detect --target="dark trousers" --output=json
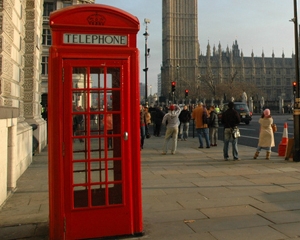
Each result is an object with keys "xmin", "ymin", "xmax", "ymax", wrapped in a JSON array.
[{"xmin": 154, "ymin": 123, "xmax": 162, "ymax": 136}]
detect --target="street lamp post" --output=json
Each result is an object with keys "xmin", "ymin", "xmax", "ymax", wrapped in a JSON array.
[
  {"xmin": 292, "ymin": 0, "xmax": 300, "ymax": 161},
  {"xmin": 143, "ymin": 18, "xmax": 150, "ymax": 104}
]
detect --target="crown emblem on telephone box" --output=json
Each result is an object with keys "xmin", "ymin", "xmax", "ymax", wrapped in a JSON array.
[{"xmin": 87, "ymin": 13, "xmax": 106, "ymax": 25}]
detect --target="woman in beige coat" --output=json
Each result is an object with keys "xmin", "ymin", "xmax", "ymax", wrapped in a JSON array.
[{"xmin": 254, "ymin": 109, "xmax": 275, "ymax": 160}]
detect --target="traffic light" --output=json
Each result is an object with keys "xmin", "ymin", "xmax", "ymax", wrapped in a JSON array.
[
  {"xmin": 185, "ymin": 89, "xmax": 189, "ymax": 97},
  {"xmin": 293, "ymin": 81, "xmax": 297, "ymax": 95},
  {"xmin": 171, "ymin": 81, "xmax": 176, "ymax": 92}
]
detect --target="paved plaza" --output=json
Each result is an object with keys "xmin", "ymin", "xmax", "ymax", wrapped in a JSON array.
[{"xmin": 1, "ymin": 136, "xmax": 300, "ymax": 239}]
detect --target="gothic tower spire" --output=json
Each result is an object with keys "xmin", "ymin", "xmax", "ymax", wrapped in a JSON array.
[{"xmin": 161, "ymin": 0, "xmax": 199, "ymax": 100}]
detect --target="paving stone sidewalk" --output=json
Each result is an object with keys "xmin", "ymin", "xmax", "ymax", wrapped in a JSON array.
[{"xmin": 1, "ymin": 137, "xmax": 300, "ymax": 239}]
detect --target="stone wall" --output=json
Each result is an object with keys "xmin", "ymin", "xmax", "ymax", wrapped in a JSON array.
[{"xmin": 0, "ymin": 0, "xmax": 46, "ymax": 206}]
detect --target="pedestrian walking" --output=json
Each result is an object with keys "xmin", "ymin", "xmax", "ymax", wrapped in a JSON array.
[
  {"xmin": 140, "ymin": 105, "xmax": 147, "ymax": 150},
  {"xmin": 253, "ymin": 109, "xmax": 275, "ymax": 160},
  {"xmin": 221, "ymin": 102, "xmax": 241, "ymax": 161},
  {"xmin": 179, "ymin": 105, "xmax": 191, "ymax": 140},
  {"xmin": 153, "ymin": 106, "xmax": 165, "ymax": 137},
  {"xmin": 161, "ymin": 104, "xmax": 181, "ymax": 155},
  {"xmin": 192, "ymin": 102, "xmax": 210, "ymax": 148},
  {"xmin": 208, "ymin": 105, "xmax": 219, "ymax": 146},
  {"xmin": 144, "ymin": 106, "xmax": 151, "ymax": 138}
]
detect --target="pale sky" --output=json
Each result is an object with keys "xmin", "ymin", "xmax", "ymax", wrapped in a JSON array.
[{"xmin": 95, "ymin": 0, "xmax": 296, "ymax": 94}]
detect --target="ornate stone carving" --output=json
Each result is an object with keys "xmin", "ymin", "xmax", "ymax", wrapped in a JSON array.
[
  {"xmin": 3, "ymin": 0, "xmax": 13, "ymax": 17},
  {"xmin": 4, "ymin": 99, "xmax": 12, "ymax": 107},
  {"xmin": 2, "ymin": 58, "xmax": 13, "ymax": 78},
  {"xmin": 25, "ymin": 30, "xmax": 35, "ymax": 42},
  {"xmin": 4, "ymin": 38, "xmax": 12, "ymax": 54},
  {"xmin": 26, "ymin": 10, "xmax": 35, "ymax": 20},
  {"xmin": 25, "ymin": 43, "xmax": 34, "ymax": 53},
  {"xmin": 4, "ymin": 80, "xmax": 11, "ymax": 94},
  {"xmin": 24, "ymin": 55, "xmax": 34, "ymax": 67},
  {"xmin": 24, "ymin": 103, "xmax": 33, "ymax": 115},
  {"xmin": 24, "ymin": 67, "xmax": 34, "ymax": 78},
  {"xmin": 23, "ymin": 79, "xmax": 33, "ymax": 90},
  {"xmin": 26, "ymin": 0, "xmax": 35, "ymax": 8},
  {"xmin": 25, "ymin": 21, "xmax": 35, "ymax": 29},
  {"xmin": 24, "ymin": 91, "xmax": 33, "ymax": 102},
  {"xmin": 4, "ymin": 18, "xmax": 14, "ymax": 39}
]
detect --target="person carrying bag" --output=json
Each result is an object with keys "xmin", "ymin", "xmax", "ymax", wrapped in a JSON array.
[
  {"xmin": 253, "ymin": 109, "xmax": 275, "ymax": 160},
  {"xmin": 221, "ymin": 102, "xmax": 241, "ymax": 161}
]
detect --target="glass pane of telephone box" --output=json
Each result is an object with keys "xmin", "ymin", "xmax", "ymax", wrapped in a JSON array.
[
  {"xmin": 90, "ymin": 138, "xmax": 105, "ymax": 159},
  {"xmin": 74, "ymin": 186, "xmax": 88, "ymax": 208},
  {"xmin": 108, "ymin": 160, "xmax": 122, "ymax": 181},
  {"xmin": 91, "ymin": 161, "xmax": 106, "ymax": 183},
  {"xmin": 73, "ymin": 162, "xmax": 88, "ymax": 184},
  {"xmin": 91, "ymin": 184, "xmax": 106, "ymax": 206},
  {"xmin": 108, "ymin": 183, "xmax": 122, "ymax": 205},
  {"xmin": 72, "ymin": 67, "xmax": 87, "ymax": 112},
  {"xmin": 73, "ymin": 67, "xmax": 87, "ymax": 89},
  {"xmin": 73, "ymin": 141, "xmax": 87, "ymax": 160},
  {"xmin": 90, "ymin": 90, "xmax": 104, "ymax": 113},
  {"xmin": 72, "ymin": 112, "xmax": 86, "ymax": 138},
  {"xmin": 107, "ymin": 137, "xmax": 122, "ymax": 158},
  {"xmin": 90, "ymin": 67, "xmax": 104, "ymax": 88},
  {"xmin": 107, "ymin": 68, "xmax": 120, "ymax": 88},
  {"xmin": 109, "ymin": 90, "xmax": 121, "ymax": 111},
  {"xmin": 89, "ymin": 113, "xmax": 104, "ymax": 136}
]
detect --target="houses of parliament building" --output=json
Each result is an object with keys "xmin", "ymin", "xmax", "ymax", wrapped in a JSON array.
[{"xmin": 160, "ymin": 0, "xmax": 296, "ymax": 106}]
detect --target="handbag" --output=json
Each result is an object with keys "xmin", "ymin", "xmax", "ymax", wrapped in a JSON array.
[
  {"xmin": 271, "ymin": 123, "xmax": 277, "ymax": 133},
  {"xmin": 232, "ymin": 127, "xmax": 241, "ymax": 139}
]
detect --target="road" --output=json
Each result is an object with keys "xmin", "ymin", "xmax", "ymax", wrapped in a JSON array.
[{"xmin": 150, "ymin": 114, "xmax": 295, "ymax": 153}]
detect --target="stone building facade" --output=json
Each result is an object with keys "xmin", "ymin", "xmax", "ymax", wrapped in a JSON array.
[
  {"xmin": 160, "ymin": 0, "xmax": 200, "ymax": 101},
  {"xmin": 199, "ymin": 40, "xmax": 295, "ymax": 105},
  {"xmin": 41, "ymin": 0, "xmax": 94, "ymax": 106},
  {"xmin": 0, "ymin": 0, "xmax": 47, "ymax": 206}
]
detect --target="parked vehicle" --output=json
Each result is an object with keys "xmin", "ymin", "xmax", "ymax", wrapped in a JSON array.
[{"xmin": 218, "ymin": 102, "xmax": 252, "ymax": 125}]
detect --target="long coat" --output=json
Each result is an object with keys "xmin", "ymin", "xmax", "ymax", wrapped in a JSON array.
[
  {"xmin": 192, "ymin": 105, "xmax": 208, "ymax": 128},
  {"xmin": 258, "ymin": 117, "xmax": 275, "ymax": 147}
]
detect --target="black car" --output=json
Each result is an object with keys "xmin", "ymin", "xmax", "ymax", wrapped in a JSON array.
[{"xmin": 218, "ymin": 102, "xmax": 252, "ymax": 125}]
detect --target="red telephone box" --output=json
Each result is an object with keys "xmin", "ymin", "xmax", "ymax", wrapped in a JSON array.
[{"xmin": 48, "ymin": 4, "xmax": 142, "ymax": 239}]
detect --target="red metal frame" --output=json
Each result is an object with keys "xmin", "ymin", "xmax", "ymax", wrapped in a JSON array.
[{"xmin": 48, "ymin": 4, "xmax": 141, "ymax": 239}]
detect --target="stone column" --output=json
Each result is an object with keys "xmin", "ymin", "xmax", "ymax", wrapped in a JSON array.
[{"xmin": 24, "ymin": 0, "xmax": 47, "ymax": 152}]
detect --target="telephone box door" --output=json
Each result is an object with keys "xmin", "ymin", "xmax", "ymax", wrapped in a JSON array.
[{"xmin": 63, "ymin": 59, "xmax": 132, "ymax": 239}]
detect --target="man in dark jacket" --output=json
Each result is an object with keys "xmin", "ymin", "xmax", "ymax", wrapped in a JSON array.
[
  {"xmin": 140, "ymin": 105, "xmax": 147, "ymax": 149},
  {"xmin": 153, "ymin": 106, "xmax": 165, "ymax": 137},
  {"xmin": 179, "ymin": 105, "xmax": 191, "ymax": 140},
  {"xmin": 221, "ymin": 102, "xmax": 241, "ymax": 161}
]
